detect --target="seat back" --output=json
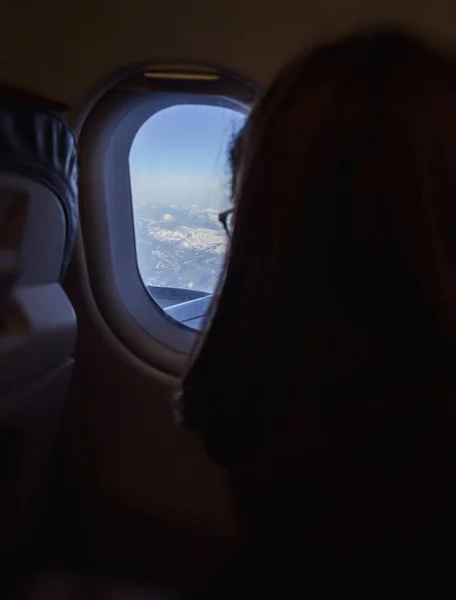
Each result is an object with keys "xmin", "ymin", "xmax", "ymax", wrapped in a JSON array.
[
  {"xmin": 0, "ymin": 85, "xmax": 78, "ymax": 400},
  {"xmin": 0, "ymin": 86, "xmax": 78, "ymax": 569}
]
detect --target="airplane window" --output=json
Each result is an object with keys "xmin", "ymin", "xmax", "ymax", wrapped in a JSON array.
[
  {"xmin": 129, "ymin": 104, "xmax": 245, "ymax": 329},
  {"xmin": 77, "ymin": 64, "xmax": 257, "ymax": 363}
]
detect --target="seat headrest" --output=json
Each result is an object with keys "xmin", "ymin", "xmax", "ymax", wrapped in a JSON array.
[
  {"xmin": 0, "ymin": 84, "xmax": 71, "ymax": 113},
  {"xmin": 0, "ymin": 85, "xmax": 78, "ymax": 278}
]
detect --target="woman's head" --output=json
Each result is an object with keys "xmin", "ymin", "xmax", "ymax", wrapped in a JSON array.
[{"xmin": 178, "ymin": 28, "xmax": 456, "ymax": 464}]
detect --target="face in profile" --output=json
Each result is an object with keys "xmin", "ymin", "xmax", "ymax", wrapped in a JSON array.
[{"xmin": 179, "ymin": 28, "xmax": 456, "ymax": 466}]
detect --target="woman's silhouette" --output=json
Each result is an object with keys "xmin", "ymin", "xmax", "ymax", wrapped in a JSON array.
[{"xmin": 177, "ymin": 28, "xmax": 456, "ymax": 593}]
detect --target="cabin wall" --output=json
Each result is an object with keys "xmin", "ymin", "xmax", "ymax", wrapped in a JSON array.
[
  {"xmin": 1, "ymin": 0, "xmax": 456, "ymax": 587},
  {"xmin": 1, "ymin": 0, "xmax": 455, "ymax": 108}
]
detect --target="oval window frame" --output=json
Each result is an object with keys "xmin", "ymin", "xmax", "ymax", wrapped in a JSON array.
[{"xmin": 73, "ymin": 63, "xmax": 259, "ymax": 375}]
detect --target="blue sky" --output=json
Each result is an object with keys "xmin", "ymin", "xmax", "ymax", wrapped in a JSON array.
[{"xmin": 129, "ymin": 104, "xmax": 245, "ymax": 209}]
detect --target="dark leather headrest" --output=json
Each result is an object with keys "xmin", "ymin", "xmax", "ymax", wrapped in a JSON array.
[
  {"xmin": 0, "ymin": 84, "xmax": 78, "ymax": 278},
  {"xmin": 0, "ymin": 83, "xmax": 71, "ymax": 113}
]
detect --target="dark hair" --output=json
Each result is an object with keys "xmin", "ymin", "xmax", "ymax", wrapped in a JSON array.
[
  {"xmin": 228, "ymin": 127, "xmax": 244, "ymax": 197},
  {"xmin": 177, "ymin": 28, "xmax": 456, "ymax": 466}
]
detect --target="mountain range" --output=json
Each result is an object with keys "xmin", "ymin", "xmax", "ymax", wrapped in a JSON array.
[{"xmin": 133, "ymin": 201, "xmax": 228, "ymax": 294}]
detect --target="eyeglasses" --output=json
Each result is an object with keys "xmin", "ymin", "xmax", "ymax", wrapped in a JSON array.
[{"xmin": 218, "ymin": 208, "xmax": 234, "ymax": 238}]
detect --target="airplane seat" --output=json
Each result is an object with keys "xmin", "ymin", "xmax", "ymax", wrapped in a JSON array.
[
  {"xmin": 0, "ymin": 85, "xmax": 78, "ymax": 573},
  {"xmin": 0, "ymin": 85, "xmax": 183, "ymax": 600}
]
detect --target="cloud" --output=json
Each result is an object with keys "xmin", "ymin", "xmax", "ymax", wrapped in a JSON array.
[{"xmin": 130, "ymin": 171, "xmax": 231, "ymax": 210}]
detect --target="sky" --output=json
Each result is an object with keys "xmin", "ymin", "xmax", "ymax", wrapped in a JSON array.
[{"xmin": 129, "ymin": 104, "xmax": 245, "ymax": 210}]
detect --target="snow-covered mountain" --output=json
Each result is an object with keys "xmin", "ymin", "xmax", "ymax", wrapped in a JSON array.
[{"xmin": 133, "ymin": 202, "xmax": 229, "ymax": 294}]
